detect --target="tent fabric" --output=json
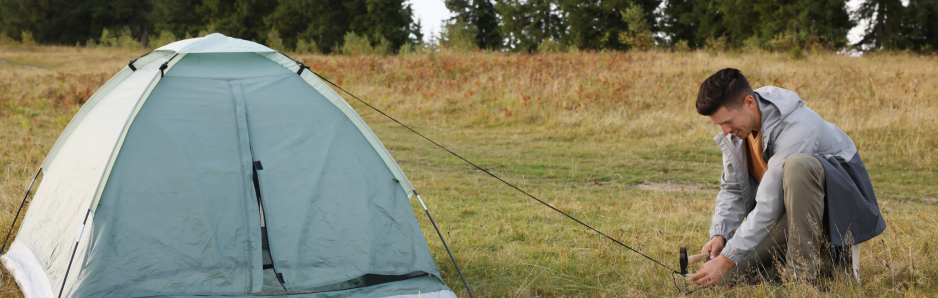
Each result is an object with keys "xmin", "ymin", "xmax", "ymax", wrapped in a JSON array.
[
  {"xmin": 160, "ymin": 276, "xmax": 456, "ymax": 298},
  {"xmin": 3, "ymin": 34, "xmax": 454, "ymax": 298},
  {"xmin": 156, "ymin": 33, "xmax": 277, "ymax": 54},
  {"xmin": 41, "ymin": 51, "xmax": 178, "ymax": 171},
  {"xmin": 1, "ymin": 243, "xmax": 53, "ymax": 298},
  {"xmin": 256, "ymin": 52, "xmax": 415, "ymax": 197}
]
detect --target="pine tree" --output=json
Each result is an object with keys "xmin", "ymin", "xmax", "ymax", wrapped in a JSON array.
[
  {"xmin": 855, "ymin": 0, "xmax": 937, "ymax": 51},
  {"xmin": 496, "ymin": 0, "xmax": 565, "ymax": 52},
  {"xmin": 0, "ymin": 0, "xmax": 151, "ymax": 45},
  {"xmin": 445, "ymin": 0, "xmax": 501, "ymax": 50},
  {"xmin": 199, "ymin": 0, "xmax": 275, "ymax": 42},
  {"xmin": 152, "ymin": 0, "xmax": 206, "ymax": 39},
  {"xmin": 265, "ymin": 0, "xmax": 349, "ymax": 53},
  {"xmin": 657, "ymin": 0, "xmax": 700, "ymax": 47},
  {"xmin": 344, "ymin": 0, "xmax": 422, "ymax": 52}
]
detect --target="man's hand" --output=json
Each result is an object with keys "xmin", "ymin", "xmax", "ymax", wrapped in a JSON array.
[
  {"xmin": 701, "ymin": 235, "xmax": 725, "ymax": 260},
  {"xmin": 690, "ymin": 254, "xmax": 734, "ymax": 288}
]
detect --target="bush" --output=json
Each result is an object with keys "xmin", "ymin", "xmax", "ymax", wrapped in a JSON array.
[
  {"xmin": 95, "ymin": 27, "xmax": 142, "ymax": 49},
  {"xmin": 20, "ymin": 30, "xmax": 35, "ymax": 46},
  {"xmin": 538, "ymin": 39, "xmax": 565, "ymax": 53},
  {"xmin": 742, "ymin": 36, "xmax": 763, "ymax": 52},
  {"xmin": 150, "ymin": 30, "xmax": 177, "ymax": 49},
  {"xmin": 441, "ymin": 19, "xmax": 477, "ymax": 52},
  {"xmin": 267, "ymin": 29, "xmax": 288, "ymax": 52},
  {"xmin": 618, "ymin": 4, "xmax": 654, "ymax": 51},
  {"xmin": 673, "ymin": 39, "xmax": 690, "ymax": 52},
  {"xmin": 768, "ymin": 32, "xmax": 800, "ymax": 52},
  {"xmin": 295, "ymin": 39, "xmax": 320, "ymax": 54},
  {"xmin": 341, "ymin": 32, "xmax": 390, "ymax": 56},
  {"xmin": 373, "ymin": 35, "xmax": 392, "ymax": 56},
  {"xmin": 704, "ymin": 36, "xmax": 728, "ymax": 55}
]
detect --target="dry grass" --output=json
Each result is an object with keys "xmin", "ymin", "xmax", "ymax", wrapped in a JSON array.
[{"xmin": 1, "ymin": 44, "xmax": 936, "ymax": 297}]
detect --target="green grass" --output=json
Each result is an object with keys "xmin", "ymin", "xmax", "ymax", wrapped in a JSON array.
[{"xmin": 1, "ymin": 44, "xmax": 936, "ymax": 297}]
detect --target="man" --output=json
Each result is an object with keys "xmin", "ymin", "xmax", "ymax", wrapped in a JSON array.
[{"xmin": 689, "ymin": 68, "xmax": 886, "ymax": 287}]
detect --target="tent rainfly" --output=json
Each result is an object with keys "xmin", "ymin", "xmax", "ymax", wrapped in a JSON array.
[{"xmin": 1, "ymin": 33, "xmax": 457, "ymax": 298}]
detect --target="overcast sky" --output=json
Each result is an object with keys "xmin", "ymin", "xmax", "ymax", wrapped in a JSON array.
[{"xmin": 410, "ymin": 0, "xmax": 871, "ymax": 45}]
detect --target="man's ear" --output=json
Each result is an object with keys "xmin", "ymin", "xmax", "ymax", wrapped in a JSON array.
[{"xmin": 744, "ymin": 94, "xmax": 756, "ymax": 108}]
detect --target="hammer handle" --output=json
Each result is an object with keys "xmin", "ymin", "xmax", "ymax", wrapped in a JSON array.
[{"xmin": 688, "ymin": 253, "xmax": 710, "ymax": 264}]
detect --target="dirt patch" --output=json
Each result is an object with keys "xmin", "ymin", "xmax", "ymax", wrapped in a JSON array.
[
  {"xmin": 924, "ymin": 197, "xmax": 937, "ymax": 204},
  {"xmin": 0, "ymin": 59, "xmax": 47, "ymax": 70},
  {"xmin": 633, "ymin": 182, "xmax": 701, "ymax": 192}
]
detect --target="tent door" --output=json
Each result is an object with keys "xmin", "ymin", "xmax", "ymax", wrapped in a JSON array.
[{"xmin": 253, "ymin": 158, "xmax": 288, "ymax": 291}]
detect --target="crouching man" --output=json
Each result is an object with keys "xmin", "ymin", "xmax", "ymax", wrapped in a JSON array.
[{"xmin": 690, "ymin": 68, "xmax": 886, "ymax": 287}]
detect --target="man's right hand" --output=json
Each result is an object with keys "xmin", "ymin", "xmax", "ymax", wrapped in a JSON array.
[{"xmin": 701, "ymin": 235, "xmax": 726, "ymax": 261}]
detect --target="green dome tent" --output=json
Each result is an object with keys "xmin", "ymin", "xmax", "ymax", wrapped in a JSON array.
[{"xmin": 1, "ymin": 33, "xmax": 457, "ymax": 298}]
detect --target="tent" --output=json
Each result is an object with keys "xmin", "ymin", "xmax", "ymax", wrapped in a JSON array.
[{"xmin": 1, "ymin": 33, "xmax": 458, "ymax": 298}]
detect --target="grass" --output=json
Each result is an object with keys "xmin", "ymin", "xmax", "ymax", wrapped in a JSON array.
[{"xmin": 1, "ymin": 43, "xmax": 936, "ymax": 297}]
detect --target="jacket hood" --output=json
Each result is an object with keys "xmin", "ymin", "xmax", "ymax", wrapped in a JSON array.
[{"xmin": 755, "ymin": 86, "xmax": 804, "ymax": 136}]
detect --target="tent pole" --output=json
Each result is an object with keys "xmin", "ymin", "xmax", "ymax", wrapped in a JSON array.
[
  {"xmin": 1, "ymin": 167, "xmax": 42, "ymax": 254},
  {"xmin": 415, "ymin": 192, "xmax": 474, "ymax": 298},
  {"xmin": 58, "ymin": 208, "xmax": 91, "ymax": 298}
]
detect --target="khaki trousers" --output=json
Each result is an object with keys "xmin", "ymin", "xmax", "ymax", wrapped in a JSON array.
[{"xmin": 724, "ymin": 153, "xmax": 828, "ymax": 284}]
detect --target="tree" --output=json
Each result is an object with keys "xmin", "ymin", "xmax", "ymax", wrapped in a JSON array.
[
  {"xmin": 761, "ymin": 0, "xmax": 853, "ymax": 50},
  {"xmin": 344, "ymin": 0, "xmax": 421, "ymax": 52},
  {"xmin": 664, "ymin": 0, "xmax": 852, "ymax": 50},
  {"xmin": 265, "ymin": 0, "xmax": 349, "ymax": 53},
  {"xmin": 855, "ymin": 0, "xmax": 938, "ymax": 51},
  {"xmin": 199, "ymin": 0, "xmax": 274, "ymax": 42},
  {"xmin": 901, "ymin": 0, "xmax": 938, "ymax": 51},
  {"xmin": 657, "ymin": 0, "xmax": 701, "ymax": 47},
  {"xmin": 561, "ymin": 0, "xmax": 659, "ymax": 51},
  {"xmin": 264, "ymin": 0, "xmax": 420, "ymax": 54},
  {"xmin": 497, "ymin": 0, "xmax": 565, "ymax": 52},
  {"xmin": 152, "ymin": 0, "xmax": 206, "ymax": 38},
  {"xmin": 445, "ymin": 0, "xmax": 502, "ymax": 50},
  {"xmin": 0, "ymin": 0, "xmax": 151, "ymax": 45}
]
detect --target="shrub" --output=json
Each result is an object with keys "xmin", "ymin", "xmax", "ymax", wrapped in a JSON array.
[
  {"xmin": 341, "ymin": 32, "xmax": 374, "ymax": 56},
  {"xmin": 20, "ymin": 30, "xmax": 35, "ymax": 46},
  {"xmin": 150, "ymin": 30, "xmax": 177, "ymax": 49},
  {"xmin": 295, "ymin": 39, "xmax": 320, "ymax": 54},
  {"xmin": 538, "ymin": 39, "xmax": 565, "ymax": 53},
  {"xmin": 441, "ymin": 19, "xmax": 478, "ymax": 52},
  {"xmin": 618, "ymin": 4, "xmax": 654, "ymax": 51},
  {"xmin": 267, "ymin": 29, "xmax": 288, "ymax": 52}
]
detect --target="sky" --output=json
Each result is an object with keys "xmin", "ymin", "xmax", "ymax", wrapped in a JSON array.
[
  {"xmin": 409, "ymin": 0, "xmax": 452, "ymax": 42},
  {"xmin": 409, "ymin": 0, "xmax": 872, "ymax": 45}
]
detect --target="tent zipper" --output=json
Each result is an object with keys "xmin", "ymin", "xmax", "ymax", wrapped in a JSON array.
[{"xmin": 253, "ymin": 160, "xmax": 286, "ymax": 286}]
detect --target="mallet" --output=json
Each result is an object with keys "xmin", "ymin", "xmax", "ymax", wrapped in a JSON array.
[{"xmin": 678, "ymin": 246, "xmax": 711, "ymax": 275}]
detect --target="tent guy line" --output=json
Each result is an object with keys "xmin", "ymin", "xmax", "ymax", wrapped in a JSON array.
[{"xmin": 296, "ymin": 60, "xmax": 691, "ymax": 287}]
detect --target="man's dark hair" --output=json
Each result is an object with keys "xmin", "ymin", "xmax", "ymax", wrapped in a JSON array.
[{"xmin": 695, "ymin": 68, "xmax": 753, "ymax": 116}]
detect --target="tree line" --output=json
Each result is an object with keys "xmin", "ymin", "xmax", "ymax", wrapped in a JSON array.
[{"xmin": 0, "ymin": 0, "xmax": 935, "ymax": 53}]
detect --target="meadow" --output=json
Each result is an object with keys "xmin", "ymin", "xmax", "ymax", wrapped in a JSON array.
[{"xmin": 0, "ymin": 44, "xmax": 936, "ymax": 297}]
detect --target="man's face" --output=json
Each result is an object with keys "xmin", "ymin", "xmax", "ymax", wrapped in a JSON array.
[{"xmin": 708, "ymin": 95, "xmax": 760, "ymax": 139}]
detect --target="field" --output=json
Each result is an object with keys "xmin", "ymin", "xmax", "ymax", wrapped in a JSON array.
[{"xmin": 0, "ymin": 44, "xmax": 936, "ymax": 297}]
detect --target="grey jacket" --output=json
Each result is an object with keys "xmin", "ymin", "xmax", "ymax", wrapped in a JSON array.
[{"xmin": 711, "ymin": 86, "xmax": 885, "ymax": 264}]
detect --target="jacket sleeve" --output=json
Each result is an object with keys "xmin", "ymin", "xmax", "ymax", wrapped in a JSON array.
[
  {"xmin": 710, "ymin": 160, "xmax": 750, "ymax": 241},
  {"xmin": 721, "ymin": 121, "xmax": 819, "ymax": 264}
]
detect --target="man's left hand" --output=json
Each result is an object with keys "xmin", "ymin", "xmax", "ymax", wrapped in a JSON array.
[{"xmin": 689, "ymin": 254, "xmax": 734, "ymax": 288}]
